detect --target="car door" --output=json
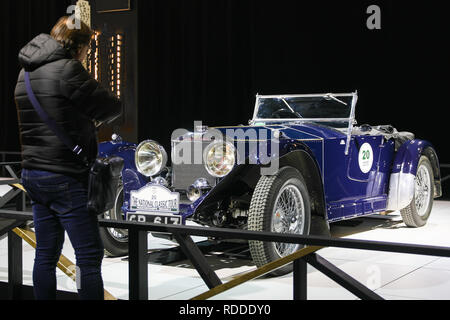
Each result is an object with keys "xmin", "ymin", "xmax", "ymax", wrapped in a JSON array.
[
  {"xmin": 347, "ymin": 134, "xmax": 384, "ymax": 191},
  {"xmin": 325, "ymin": 133, "xmax": 387, "ymax": 221}
]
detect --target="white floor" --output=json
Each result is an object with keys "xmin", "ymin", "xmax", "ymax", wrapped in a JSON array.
[{"xmin": 1, "ymin": 201, "xmax": 450, "ymax": 300}]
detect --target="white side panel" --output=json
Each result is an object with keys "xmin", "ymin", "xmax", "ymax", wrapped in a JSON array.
[{"xmin": 386, "ymin": 172, "xmax": 416, "ymax": 211}]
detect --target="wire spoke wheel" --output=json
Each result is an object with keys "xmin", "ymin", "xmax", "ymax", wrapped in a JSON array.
[
  {"xmin": 414, "ymin": 165, "xmax": 431, "ymax": 217},
  {"xmin": 400, "ymin": 156, "xmax": 434, "ymax": 228},
  {"xmin": 272, "ymin": 184, "xmax": 305, "ymax": 257},
  {"xmin": 248, "ymin": 167, "xmax": 311, "ymax": 276}
]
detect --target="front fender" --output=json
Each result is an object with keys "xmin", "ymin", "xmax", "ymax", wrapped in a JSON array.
[
  {"xmin": 387, "ymin": 139, "xmax": 441, "ymax": 211},
  {"xmin": 194, "ymin": 139, "xmax": 321, "ymax": 214},
  {"xmin": 192, "ymin": 140, "xmax": 329, "ymax": 234},
  {"xmin": 99, "ymin": 140, "xmax": 141, "ymax": 175},
  {"xmin": 99, "ymin": 141, "xmax": 149, "ymax": 212}
]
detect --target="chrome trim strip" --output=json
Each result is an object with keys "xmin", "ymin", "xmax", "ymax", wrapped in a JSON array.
[
  {"xmin": 252, "ymin": 118, "xmax": 350, "ymax": 123},
  {"xmin": 250, "ymin": 92, "xmax": 359, "ymax": 131},
  {"xmin": 256, "ymin": 93, "xmax": 356, "ymax": 98}
]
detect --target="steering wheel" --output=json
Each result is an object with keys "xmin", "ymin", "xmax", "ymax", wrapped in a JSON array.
[{"xmin": 271, "ymin": 108, "xmax": 301, "ymax": 119}]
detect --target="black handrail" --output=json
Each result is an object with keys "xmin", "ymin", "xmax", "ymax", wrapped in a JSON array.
[
  {"xmin": 6, "ymin": 210, "xmax": 449, "ymax": 258},
  {"xmin": 2, "ymin": 160, "xmax": 450, "ymax": 301},
  {"xmin": 2, "ymin": 208, "xmax": 450, "ymax": 300},
  {"xmin": 99, "ymin": 218, "xmax": 450, "ymax": 258},
  {"xmin": 1, "ymin": 165, "xmax": 449, "ymax": 301},
  {"xmin": 0, "ymin": 152, "xmax": 21, "ymax": 168}
]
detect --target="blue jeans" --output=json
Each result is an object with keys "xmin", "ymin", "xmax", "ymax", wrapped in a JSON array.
[{"xmin": 21, "ymin": 169, "xmax": 104, "ymax": 300}]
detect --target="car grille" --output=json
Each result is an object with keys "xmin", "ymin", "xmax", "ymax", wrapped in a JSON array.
[{"xmin": 171, "ymin": 141, "xmax": 217, "ymax": 191}]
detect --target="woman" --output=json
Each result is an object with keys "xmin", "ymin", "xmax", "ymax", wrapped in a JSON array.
[{"xmin": 14, "ymin": 16, "xmax": 122, "ymax": 300}]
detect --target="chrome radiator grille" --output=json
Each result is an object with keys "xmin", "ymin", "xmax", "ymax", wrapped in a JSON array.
[{"xmin": 171, "ymin": 141, "xmax": 216, "ymax": 191}]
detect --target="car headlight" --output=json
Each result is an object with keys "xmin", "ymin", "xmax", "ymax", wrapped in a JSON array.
[
  {"xmin": 203, "ymin": 141, "xmax": 236, "ymax": 178},
  {"xmin": 135, "ymin": 140, "xmax": 168, "ymax": 177}
]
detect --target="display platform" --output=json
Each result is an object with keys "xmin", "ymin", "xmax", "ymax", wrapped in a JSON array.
[{"xmin": 1, "ymin": 201, "xmax": 450, "ymax": 300}]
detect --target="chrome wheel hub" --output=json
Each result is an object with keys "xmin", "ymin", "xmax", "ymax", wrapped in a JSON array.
[
  {"xmin": 271, "ymin": 184, "xmax": 305, "ymax": 257},
  {"xmin": 415, "ymin": 165, "xmax": 431, "ymax": 217}
]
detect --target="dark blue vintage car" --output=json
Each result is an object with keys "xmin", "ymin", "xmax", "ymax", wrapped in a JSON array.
[{"xmin": 98, "ymin": 92, "xmax": 442, "ymax": 275}]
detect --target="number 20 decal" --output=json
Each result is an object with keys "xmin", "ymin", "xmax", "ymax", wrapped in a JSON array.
[
  {"xmin": 362, "ymin": 150, "xmax": 371, "ymax": 161},
  {"xmin": 358, "ymin": 143, "xmax": 374, "ymax": 174}
]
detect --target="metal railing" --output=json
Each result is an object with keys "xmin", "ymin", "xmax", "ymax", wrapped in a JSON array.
[
  {"xmin": 0, "ymin": 151, "xmax": 21, "ymax": 162},
  {"xmin": 2, "ymin": 208, "xmax": 450, "ymax": 300},
  {"xmin": 1, "ymin": 161, "xmax": 450, "ymax": 300},
  {"xmin": 0, "ymin": 162, "xmax": 26, "ymax": 239},
  {"xmin": 440, "ymin": 164, "xmax": 450, "ymax": 183},
  {"xmin": 0, "ymin": 151, "xmax": 21, "ymax": 178}
]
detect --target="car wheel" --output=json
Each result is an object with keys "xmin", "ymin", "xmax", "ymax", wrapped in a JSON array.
[
  {"xmin": 99, "ymin": 182, "xmax": 130, "ymax": 257},
  {"xmin": 400, "ymin": 156, "xmax": 434, "ymax": 228},
  {"xmin": 248, "ymin": 166, "xmax": 311, "ymax": 276}
]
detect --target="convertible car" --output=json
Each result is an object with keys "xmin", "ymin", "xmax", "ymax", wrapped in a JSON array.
[{"xmin": 98, "ymin": 92, "xmax": 442, "ymax": 275}]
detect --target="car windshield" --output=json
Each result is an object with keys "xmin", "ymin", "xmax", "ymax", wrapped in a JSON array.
[{"xmin": 254, "ymin": 94, "xmax": 356, "ymax": 128}]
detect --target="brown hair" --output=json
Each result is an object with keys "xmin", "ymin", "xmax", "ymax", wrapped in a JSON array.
[{"xmin": 50, "ymin": 16, "xmax": 94, "ymax": 59}]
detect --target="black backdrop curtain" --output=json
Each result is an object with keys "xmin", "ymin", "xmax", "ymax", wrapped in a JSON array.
[
  {"xmin": 137, "ymin": 0, "xmax": 450, "ymax": 163},
  {"xmin": 1, "ymin": 0, "xmax": 450, "ymax": 164},
  {"xmin": 0, "ymin": 0, "xmax": 71, "ymax": 153}
]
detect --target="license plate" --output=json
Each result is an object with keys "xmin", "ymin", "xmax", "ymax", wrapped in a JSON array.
[
  {"xmin": 127, "ymin": 212, "xmax": 182, "ymax": 225},
  {"xmin": 130, "ymin": 184, "xmax": 180, "ymax": 214}
]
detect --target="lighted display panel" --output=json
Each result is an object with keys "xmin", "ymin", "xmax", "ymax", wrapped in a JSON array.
[{"xmin": 87, "ymin": 31, "xmax": 124, "ymax": 100}]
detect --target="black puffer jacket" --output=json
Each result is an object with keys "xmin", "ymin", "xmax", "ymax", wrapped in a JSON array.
[{"xmin": 15, "ymin": 34, "xmax": 122, "ymax": 181}]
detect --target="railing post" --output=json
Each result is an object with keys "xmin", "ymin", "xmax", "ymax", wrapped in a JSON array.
[
  {"xmin": 8, "ymin": 230, "xmax": 23, "ymax": 299},
  {"xmin": 304, "ymin": 253, "xmax": 384, "ymax": 300},
  {"xmin": 16, "ymin": 189, "xmax": 25, "ymax": 212},
  {"xmin": 293, "ymin": 258, "xmax": 307, "ymax": 300},
  {"xmin": 128, "ymin": 229, "xmax": 148, "ymax": 300},
  {"xmin": 173, "ymin": 233, "xmax": 222, "ymax": 289},
  {"xmin": 1, "ymin": 154, "xmax": 5, "ymax": 176}
]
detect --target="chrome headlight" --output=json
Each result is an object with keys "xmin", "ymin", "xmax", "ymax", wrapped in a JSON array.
[
  {"xmin": 203, "ymin": 141, "xmax": 236, "ymax": 178},
  {"xmin": 135, "ymin": 140, "xmax": 168, "ymax": 177}
]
